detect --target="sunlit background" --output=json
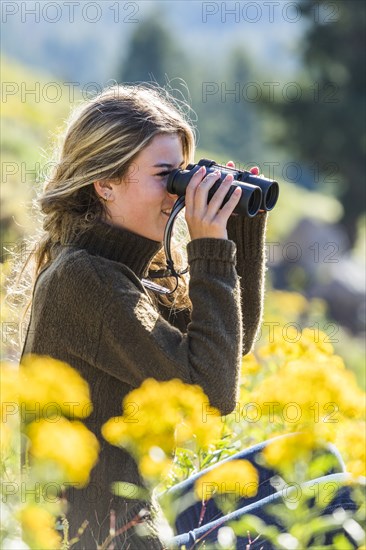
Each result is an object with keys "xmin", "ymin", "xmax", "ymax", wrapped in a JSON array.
[{"xmin": 1, "ymin": 0, "xmax": 365, "ymax": 385}]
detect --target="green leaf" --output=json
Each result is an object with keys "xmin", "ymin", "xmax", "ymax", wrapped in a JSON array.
[
  {"xmin": 332, "ymin": 533, "xmax": 356, "ymax": 550},
  {"xmin": 110, "ymin": 481, "xmax": 149, "ymax": 501}
]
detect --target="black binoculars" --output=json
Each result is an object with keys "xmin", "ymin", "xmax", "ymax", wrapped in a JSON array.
[{"xmin": 167, "ymin": 158, "xmax": 279, "ymax": 217}]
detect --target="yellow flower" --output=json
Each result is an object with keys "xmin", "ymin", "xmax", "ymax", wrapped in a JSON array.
[
  {"xmin": 258, "ymin": 324, "xmax": 335, "ymax": 364},
  {"xmin": 103, "ymin": 378, "xmax": 222, "ymax": 454},
  {"xmin": 335, "ymin": 421, "xmax": 366, "ymax": 479},
  {"xmin": 27, "ymin": 418, "xmax": 99, "ymax": 486},
  {"xmin": 20, "ymin": 354, "xmax": 92, "ymax": 419},
  {"xmin": 240, "ymin": 353, "xmax": 262, "ymax": 389},
  {"xmin": 194, "ymin": 460, "xmax": 258, "ymax": 502},
  {"xmin": 251, "ymin": 357, "xmax": 365, "ymax": 431},
  {"xmin": 264, "ymin": 290, "xmax": 309, "ymax": 323},
  {"xmin": 263, "ymin": 432, "xmax": 317, "ymax": 472},
  {"xmin": 241, "ymin": 353, "xmax": 261, "ymax": 376},
  {"xmin": 102, "ymin": 379, "xmax": 223, "ymax": 485},
  {"xmin": 20, "ymin": 505, "xmax": 61, "ymax": 549},
  {"xmin": 139, "ymin": 448, "xmax": 173, "ymax": 480}
]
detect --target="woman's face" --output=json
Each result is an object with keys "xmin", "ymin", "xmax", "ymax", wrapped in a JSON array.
[{"xmin": 100, "ymin": 133, "xmax": 184, "ymax": 242}]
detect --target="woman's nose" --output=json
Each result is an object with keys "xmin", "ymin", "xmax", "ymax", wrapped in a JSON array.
[{"xmin": 167, "ymin": 190, "xmax": 179, "ymax": 200}]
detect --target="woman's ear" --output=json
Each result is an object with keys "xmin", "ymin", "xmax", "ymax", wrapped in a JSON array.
[{"xmin": 93, "ymin": 180, "xmax": 113, "ymax": 201}]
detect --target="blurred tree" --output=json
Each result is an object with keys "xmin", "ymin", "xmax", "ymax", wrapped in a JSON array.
[
  {"xmin": 118, "ymin": 17, "xmax": 264, "ymax": 166},
  {"xmin": 188, "ymin": 48, "xmax": 263, "ymax": 165},
  {"xmin": 212, "ymin": 48, "xmax": 262, "ymax": 163},
  {"xmin": 118, "ymin": 12, "xmax": 187, "ymax": 86},
  {"xmin": 0, "ymin": 56, "xmax": 71, "ymax": 252},
  {"xmin": 262, "ymin": 0, "xmax": 365, "ymax": 246}
]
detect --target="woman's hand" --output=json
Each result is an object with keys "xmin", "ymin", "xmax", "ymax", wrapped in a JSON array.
[
  {"xmin": 226, "ymin": 160, "xmax": 266, "ymax": 214},
  {"xmin": 185, "ymin": 165, "xmax": 242, "ymax": 240}
]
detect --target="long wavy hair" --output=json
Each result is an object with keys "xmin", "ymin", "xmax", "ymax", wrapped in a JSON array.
[{"xmin": 11, "ymin": 83, "xmax": 196, "ymax": 345}]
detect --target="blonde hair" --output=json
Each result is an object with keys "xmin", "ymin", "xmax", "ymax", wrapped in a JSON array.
[{"xmin": 13, "ymin": 83, "xmax": 196, "ymax": 342}]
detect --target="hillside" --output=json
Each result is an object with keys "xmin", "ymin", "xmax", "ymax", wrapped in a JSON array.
[{"xmin": 1, "ymin": 1, "xmax": 306, "ymax": 86}]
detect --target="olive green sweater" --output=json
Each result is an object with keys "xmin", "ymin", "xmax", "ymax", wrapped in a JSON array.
[{"xmin": 21, "ymin": 213, "xmax": 268, "ymax": 549}]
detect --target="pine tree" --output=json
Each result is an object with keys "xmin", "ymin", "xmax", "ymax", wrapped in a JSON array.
[
  {"xmin": 262, "ymin": 0, "xmax": 365, "ymax": 245},
  {"xmin": 118, "ymin": 13, "xmax": 187, "ymax": 86}
]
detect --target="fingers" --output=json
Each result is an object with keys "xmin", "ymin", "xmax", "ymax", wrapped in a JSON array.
[
  {"xmin": 186, "ymin": 167, "xmax": 223, "ymax": 215},
  {"xmin": 226, "ymin": 162, "xmax": 261, "ymax": 176},
  {"xmin": 187, "ymin": 168, "xmax": 242, "ymax": 220},
  {"xmin": 185, "ymin": 165, "xmax": 243, "ymax": 239},
  {"xmin": 193, "ymin": 170, "xmax": 223, "ymax": 215},
  {"xmin": 185, "ymin": 165, "xmax": 206, "ymax": 217},
  {"xmin": 215, "ymin": 185, "xmax": 242, "ymax": 223},
  {"xmin": 205, "ymin": 173, "xmax": 234, "ymax": 218}
]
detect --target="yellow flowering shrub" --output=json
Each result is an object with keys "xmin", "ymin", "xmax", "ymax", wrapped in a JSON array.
[
  {"xmin": 263, "ymin": 290, "xmax": 310, "ymax": 324},
  {"xmin": 257, "ymin": 327, "xmax": 335, "ymax": 365},
  {"xmin": 1, "ymin": 356, "xmax": 100, "ymax": 549},
  {"xmin": 102, "ymin": 378, "xmax": 223, "ymax": 485},
  {"xmin": 251, "ymin": 357, "xmax": 365, "ymax": 431},
  {"xmin": 240, "ymin": 353, "xmax": 262, "ymax": 388},
  {"xmin": 228, "ymin": 342, "xmax": 366, "ymax": 482},
  {"xmin": 1, "ymin": 289, "xmax": 365, "ymax": 548},
  {"xmin": 209, "ymin": 295, "xmax": 366, "ymax": 497}
]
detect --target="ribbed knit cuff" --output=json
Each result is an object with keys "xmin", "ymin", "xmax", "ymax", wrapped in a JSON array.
[
  {"xmin": 227, "ymin": 212, "xmax": 268, "ymax": 261},
  {"xmin": 187, "ymin": 238, "xmax": 237, "ymax": 277}
]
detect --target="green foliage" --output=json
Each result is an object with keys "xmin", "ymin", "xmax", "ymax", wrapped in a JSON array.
[
  {"xmin": 259, "ymin": 0, "xmax": 366, "ymax": 245},
  {"xmin": 1, "ymin": 55, "xmax": 73, "ymax": 248},
  {"xmin": 191, "ymin": 48, "xmax": 264, "ymax": 163},
  {"xmin": 118, "ymin": 10, "xmax": 188, "ymax": 86}
]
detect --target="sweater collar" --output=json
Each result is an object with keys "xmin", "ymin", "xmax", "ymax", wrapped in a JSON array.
[{"xmin": 69, "ymin": 220, "xmax": 163, "ymax": 279}]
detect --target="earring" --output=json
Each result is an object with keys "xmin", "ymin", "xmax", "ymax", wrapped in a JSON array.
[
  {"xmin": 85, "ymin": 212, "xmax": 95, "ymax": 222},
  {"xmin": 102, "ymin": 192, "xmax": 109, "ymax": 202}
]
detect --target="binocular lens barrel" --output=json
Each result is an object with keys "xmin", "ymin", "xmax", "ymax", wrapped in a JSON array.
[
  {"xmin": 167, "ymin": 160, "xmax": 279, "ymax": 217},
  {"xmin": 265, "ymin": 182, "xmax": 279, "ymax": 210},
  {"xmin": 236, "ymin": 172, "xmax": 279, "ymax": 211}
]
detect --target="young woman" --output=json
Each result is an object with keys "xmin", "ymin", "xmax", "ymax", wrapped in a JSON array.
[
  {"xmin": 19, "ymin": 84, "xmax": 268, "ymax": 548},
  {"xmin": 19, "ymin": 85, "xmax": 356, "ymax": 549}
]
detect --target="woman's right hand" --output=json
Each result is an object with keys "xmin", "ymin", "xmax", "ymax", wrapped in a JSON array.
[{"xmin": 184, "ymin": 166, "xmax": 242, "ymax": 241}]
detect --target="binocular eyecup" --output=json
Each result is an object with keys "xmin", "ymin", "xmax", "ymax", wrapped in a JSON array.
[{"xmin": 167, "ymin": 158, "xmax": 279, "ymax": 217}]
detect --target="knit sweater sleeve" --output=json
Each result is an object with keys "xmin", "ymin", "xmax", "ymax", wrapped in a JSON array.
[
  {"xmin": 90, "ymin": 238, "xmax": 242, "ymax": 416},
  {"xmin": 226, "ymin": 212, "xmax": 268, "ymax": 355}
]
